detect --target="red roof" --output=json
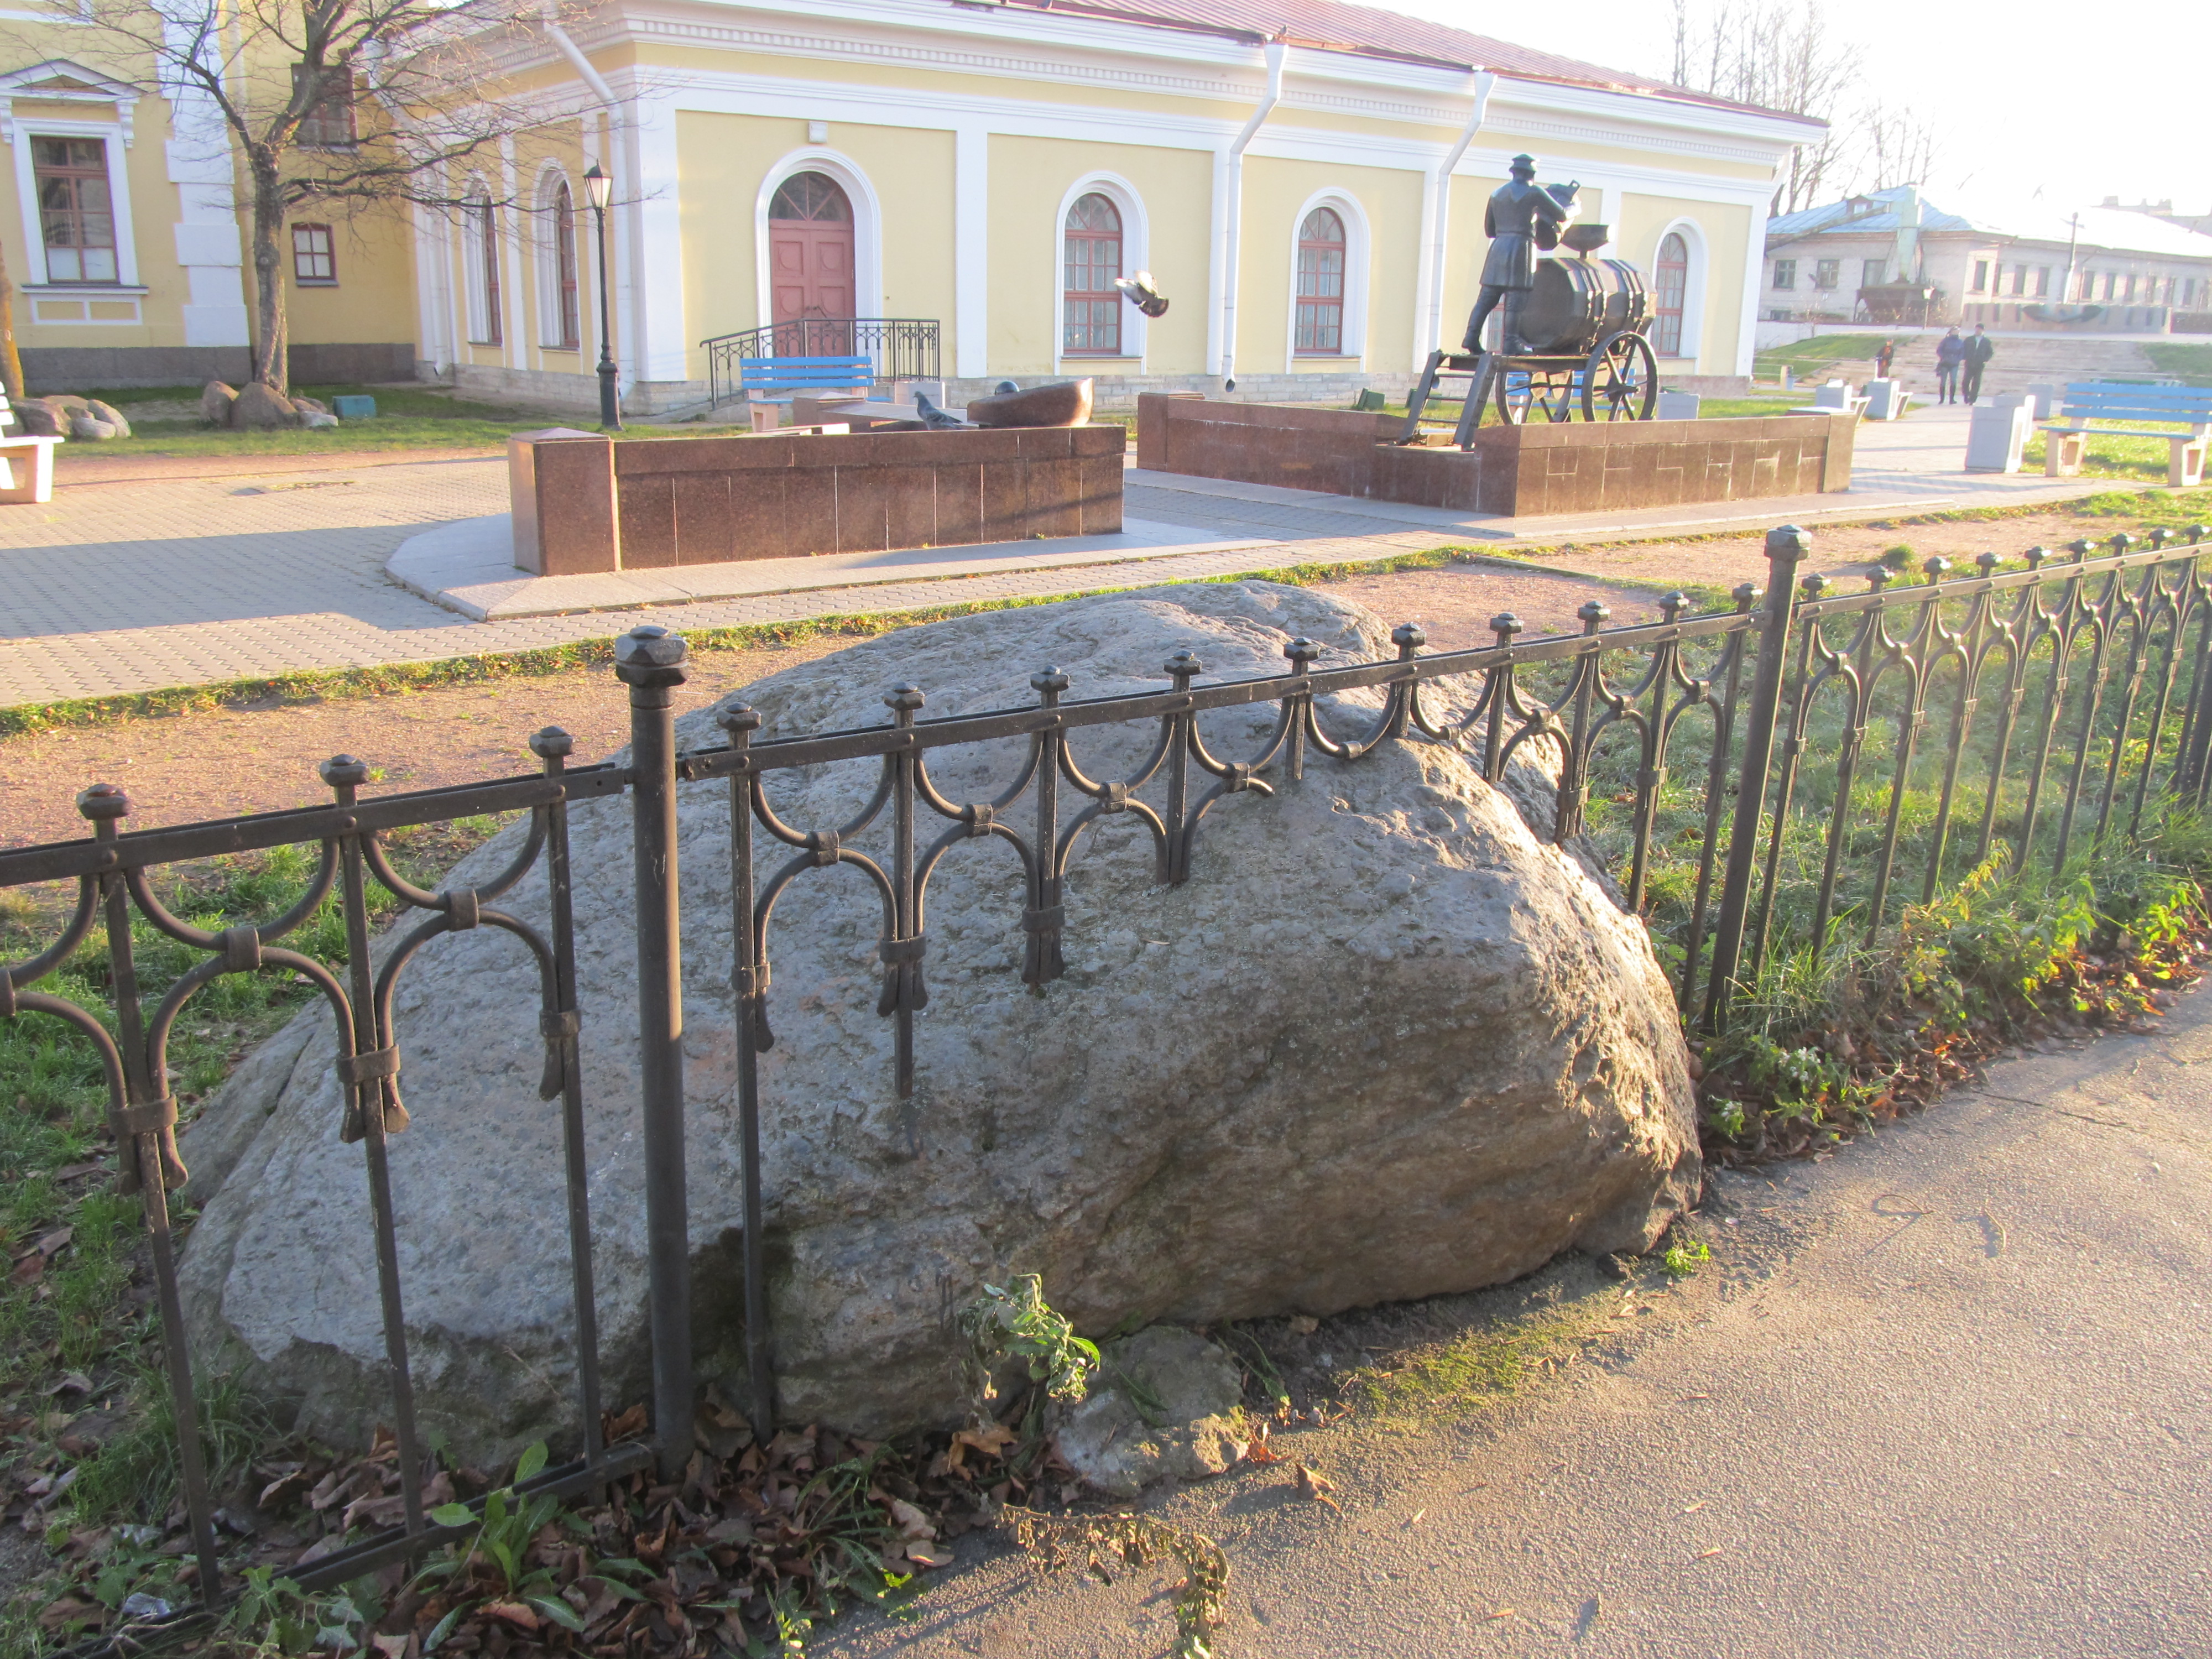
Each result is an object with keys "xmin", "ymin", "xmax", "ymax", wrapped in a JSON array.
[{"xmin": 992, "ymin": 0, "xmax": 1807, "ymax": 118}]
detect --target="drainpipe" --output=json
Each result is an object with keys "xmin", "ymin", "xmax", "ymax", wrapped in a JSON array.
[
  {"xmin": 542, "ymin": 11, "xmax": 617, "ymax": 106},
  {"xmin": 1216, "ymin": 38, "xmax": 1284, "ymax": 390},
  {"xmin": 1418, "ymin": 71, "xmax": 1493, "ymax": 359}
]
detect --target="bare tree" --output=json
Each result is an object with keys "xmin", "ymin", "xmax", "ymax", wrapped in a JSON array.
[
  {"xmin": 1855, "ymin": 101, "xmax": 1940, "ymax": 195},
  {"xmin": 20, "ymin": 0, "xmax": 604, "ymax": 392},
  {"xmin": 1667, "ymin": 0, "xmax": 1853, "ymax": 215}
]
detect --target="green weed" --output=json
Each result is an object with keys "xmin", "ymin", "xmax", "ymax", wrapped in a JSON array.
[
  {"xmin": 1662, "ymin": 1239, "xmax": 1713, "ymax": 1278},
  {"xmin": 959, "ymin": 1275, "xmax": 1099, "ymax": 1410}
]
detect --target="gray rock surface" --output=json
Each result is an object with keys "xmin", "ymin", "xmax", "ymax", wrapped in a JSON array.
[
  {"xmin": 9, "ymin": 399, "xmax": 66, "ymax": 437},
  {"xmin": 178, "ymin": 581, "xmax": 1697, "ymax": 1459},
  {"xmin": 228, "ymin": 382, "xmax": 298, "ymax": 429},
  {"xmin": 69, "ymin": 417, "xmax": 116, "ymax": 441},
  {"xmin": 86, "ymin": 399, "xmax": 132, "ymax": 439},
  {"xmin": 1056, "ymin": 1327, "xmax": 1248, "ymax": 1498},
  {"xmin": 199, "ymin": 380, "xmax": 237, "ymax": 425}
]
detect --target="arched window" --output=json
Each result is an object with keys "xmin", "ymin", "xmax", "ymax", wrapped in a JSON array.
[
  {"xmin": 547, "ymin": 178, "xmax": 580, "ymax": 350},
  {"xmin": 1653, "ymin": 232, "xmax": 1689, "ymax": 357},
  {"xmin": 463, "ymin": 189, "xmax": 501, "ymax": 347},
  {"xmin": 1063, "ymin": 192, "xmax": 1122, "ymax": 355},
  {"xmin": 1295, "ymin": 206, "xmax": 1347, "ymax": 354}
]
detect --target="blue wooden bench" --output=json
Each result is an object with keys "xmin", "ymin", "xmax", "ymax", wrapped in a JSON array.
[
  {"xmin": 2043, "ymin": 382, "xmax": 2212, "ymax": 487},
  {"xmin": 739, "ymin": 354, "xmax": 874, "ymax": 407}
]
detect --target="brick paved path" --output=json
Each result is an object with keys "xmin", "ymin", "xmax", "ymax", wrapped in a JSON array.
[{"xmin": 0, "ymin": 403, "xmax": 2138, "ymax": 707}]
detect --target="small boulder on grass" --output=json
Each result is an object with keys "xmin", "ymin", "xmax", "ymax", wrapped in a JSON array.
[
  {"xmin": 229, "ymin": 382, "xmax": 300, "ymax": 429},
  {"xmin": 86, "ymin": 399, "xmax": 131, "ymax": 439},
  {"xmin": 10, "ymin": 398, "xmax": 70, "ymax": 437},
  {"xmin": 291, "ymin": 395, "xmax": 329, "ymax": 415},
  {"xmin": 69, "ymin": 416, "xmax": 117, "ymax": 441},
  {"xmin": 300, "ymin": 410, "xmax": 339, "ymax": 429},
  {"xmin": 200, "ymin": 380, "xmax": 237, "ymax": 425}
]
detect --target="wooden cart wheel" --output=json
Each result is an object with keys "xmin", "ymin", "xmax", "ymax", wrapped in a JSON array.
[
  {"xmin": 1533, "ymin": 369, "xmax": 1577, "ymax": 424},
  {"xmin": 1493, "ymin": 366, "xmax": 1533, "ymax": 426},
  {"xmin": 1582, "ymin": 331, "xmax": 1658, "ymax": 421}
]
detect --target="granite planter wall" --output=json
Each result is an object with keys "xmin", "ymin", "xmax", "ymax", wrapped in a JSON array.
[
  {"xmin": 508, "ymin": 424, "xmax": 1125, "ymax": 575},
  {"xmin": 1135, "ymin": 394, "xmax": 1855, "ymax": 517}
]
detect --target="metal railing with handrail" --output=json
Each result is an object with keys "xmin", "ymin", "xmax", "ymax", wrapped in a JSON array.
[{"xmin": 700, "ymin": 318, "xmax": 942, "ymax": 408}]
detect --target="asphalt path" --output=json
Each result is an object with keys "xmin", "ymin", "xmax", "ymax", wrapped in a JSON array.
[{"xmin": 817, "ymin": 989, "xmax": 2212, "ymax": 1658}]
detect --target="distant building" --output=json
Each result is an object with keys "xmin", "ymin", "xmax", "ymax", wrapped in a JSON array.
[{"xmin": 1762, "ymin": 186, "xmax": 2212, "ymax": 332}]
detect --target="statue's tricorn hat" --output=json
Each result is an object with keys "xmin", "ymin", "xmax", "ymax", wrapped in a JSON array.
[{"xmin": 1510, "ymin": 153, "xmax": 1536, "ymax": 170}]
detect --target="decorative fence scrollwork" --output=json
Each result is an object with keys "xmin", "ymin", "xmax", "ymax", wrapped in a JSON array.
[{"xmin": 2, "ymin": 521, "xmax": 2206, "ymax": 1647}]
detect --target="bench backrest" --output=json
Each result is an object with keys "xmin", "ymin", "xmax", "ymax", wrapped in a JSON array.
[
  {"xmin": 740, "ymin": 354, "xmax": 873, "ymax": 393},
  {"xmin": 2063, "ymin": 381, "xmax": 2212, "ymax": 426}
]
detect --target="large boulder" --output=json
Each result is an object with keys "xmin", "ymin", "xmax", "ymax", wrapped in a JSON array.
[
  {"xmin": 228, "ymin": 382, "xmax": 299, "ymax": 429},
  {"xmin": 10, "ymin": 398, "xmax": 67, "ymax": 437},
  {"xmin": 199, "ymin": 380, "xmax": 237, "ymax": 425},
  {"xmin": 86, "ymin": 399, "xmax": 132, "ymax": 439},
  {"xmin": 177, "ymin": 582, "xmax": 1698, "ymax": 1459}
]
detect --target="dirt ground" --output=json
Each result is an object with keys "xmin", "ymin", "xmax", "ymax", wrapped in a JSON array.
[{"xmin": 0, "ymin": 503, "xmax": 2160, "ymax": 849}]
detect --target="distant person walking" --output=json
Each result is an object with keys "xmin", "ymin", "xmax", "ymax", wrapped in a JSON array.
[
  {"xmin": 1934, "ymin": 327, "xmax": 1965, "ymax": 403},
  {"xmin": 1962, "ymin": 325, "xmax": 1995, "ymax": 403},
  {"xmin": 1875, "ymin": 338, "xmax": 1896, "ymax": 379}
]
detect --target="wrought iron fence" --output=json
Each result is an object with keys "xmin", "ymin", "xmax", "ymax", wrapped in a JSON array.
[
  {"xmin": 700, "ymin": 319, "xmax": 942, "ymax": 408},
  {"xmin": 3, "ymin": 521, "xmax": 2208, "ymax": 1645}
]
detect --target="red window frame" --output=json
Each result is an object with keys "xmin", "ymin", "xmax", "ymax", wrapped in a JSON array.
[
  {"xmin": 469, "ymin": 195, "xmax": 502, "ymax": 347},
  {"xmin": 1295, "ymin": 206, "xmax": 1347, "ymax": 355},
  {"xmin": 551, "ymin": 182, "xmax": 580, "ymax": 349},
  {"xmin": 291, "ymin": 222, "xmax": 337, "ymax": 285},
  {"xmin": 1653, "ymin": 233, "xmax": 1689, "ymax": 356},
  {"xmin": 1062, "ymin": 192, "xmax": 1122, "ymax": 356}
]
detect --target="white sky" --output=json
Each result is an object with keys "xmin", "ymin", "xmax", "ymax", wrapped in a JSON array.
[{"xmin": 1383, "ymin": 0, "xmax": 2206, "ymax": 218}]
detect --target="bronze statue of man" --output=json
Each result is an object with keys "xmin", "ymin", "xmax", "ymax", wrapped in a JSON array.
[{"xmin": 1462, "ymin": 154, "xmax": 1578, "ymax": 354}]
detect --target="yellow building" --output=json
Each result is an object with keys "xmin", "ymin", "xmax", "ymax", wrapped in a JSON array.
[
  {"xmin": 0, "ymin": 0, "xmax": 1819, "ymax": 404},
  {"xmin": 0, "ymin": 24, "xmax": 415, "ymax": 390},
  {"xmin": 416, "ymin": 0, "xmax": 1820, "ymax": 412}
]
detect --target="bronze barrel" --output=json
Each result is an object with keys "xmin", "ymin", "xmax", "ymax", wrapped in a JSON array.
[{"xmin": 1514, "ymin": 257, "xmax": 1649, "ymax": 357}]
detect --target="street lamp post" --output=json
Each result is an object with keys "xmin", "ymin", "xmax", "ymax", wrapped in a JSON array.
[{"xmin": 584, "ymin": 163, "xmax": 622, "ymax": 431}]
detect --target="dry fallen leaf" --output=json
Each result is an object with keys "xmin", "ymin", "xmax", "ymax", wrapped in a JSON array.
[
  {"xmin": 370, "ymin": 1635, "xmax": 409, "ymax": 1659},
  {"xmin": 888, "ymin": 1498, "xmax": 936, "ymax": 1541},
  {"xmin": 1683, "ymin": 1500, "xmax": 1707, "ymax": 1514},
  {"xmin": 1293, "ymin": 1465, "xmax": 1340, "ymax": 1514},
  {"xmin": 1287, "ymin": 1315, "xmax": 1319, "ymax": 1334},
  {"xmin": 1693, "ymin": 1547, "xmax": 1723, "ymax": 1561},
  {"xmin": 1407, "ymin": 1508, "xmax": 1426, "ymax": 1526},
  {"xmin": 1485, "ymin": 1608, "xmax": 1515, "ymax": 1621},
  {"xmin": 1681, "ymin": 1392, "xmax": 1713, "ymax": 1401},
  {"xmin": 480, "ymin": 1601, "xmax": 539, "ymax": 1631}
]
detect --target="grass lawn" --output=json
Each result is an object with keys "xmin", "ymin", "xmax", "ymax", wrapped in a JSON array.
[
  {"xmin": 50, "ymin": 383, "xmax": 754, "ymax": 462},
  {"xmin": 1751, "ymin": 332, "xmax": 1891, "ymax": 382},
  {"xmin": 2142, "ymin": 343, "xmax": 2212, "ymax": 387}
]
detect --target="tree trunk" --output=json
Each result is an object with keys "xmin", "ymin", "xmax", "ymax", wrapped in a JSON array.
[
  {"xmin": 0, "ymin": 236, "xmax": 24, "ymax": 401},
  {"xmin": 249, "ymin": 156, "xmax": 289, "ymax": 393}
]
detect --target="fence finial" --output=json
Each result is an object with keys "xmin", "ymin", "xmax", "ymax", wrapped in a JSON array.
[{"xmin": 615, "ymin": 623, "xmax": 689, "ymax": 687}]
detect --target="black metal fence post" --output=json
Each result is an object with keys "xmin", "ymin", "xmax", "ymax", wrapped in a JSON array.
[
  {"xmin": 1702, "ymin": 524, "xmax": 1807, "ymax": 1027},
  {"xmin": 617, "ymin": 625, "xmax": 693, "ymax": 1478}
]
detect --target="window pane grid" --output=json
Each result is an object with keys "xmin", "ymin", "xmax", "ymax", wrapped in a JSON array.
[
  {"xmin": 1062, "ymin": 191, "xmax": 1123, "ymax": 356},
  {"xmin": 291, "ymin": 223, "xmax": 336, "ymax": 284},
  {"xmin": 1295, "ymin": 207, "xmax": 1346, "ymax": 356},
  {"xmin": 553, "ymin": 184, "xmax": 580, "ymax": 349},
  {"xmin": 34, "ymin": 137, "xmax": 116, "ymax": 284}
]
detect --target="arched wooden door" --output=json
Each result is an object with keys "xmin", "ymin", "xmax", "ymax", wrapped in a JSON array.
[{"xmin": 768, "ymin": 171, "xmax": 854, "ymax": 347}]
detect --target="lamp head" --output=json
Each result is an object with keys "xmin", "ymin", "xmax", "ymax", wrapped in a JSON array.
[{"xmin": 583, "ymin": 162, "xmax": 611, "ymax": 212}]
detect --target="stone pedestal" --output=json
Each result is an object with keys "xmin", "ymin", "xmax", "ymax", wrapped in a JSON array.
[
  {"xmin": 508, "ymin": 425, "xmax": 1125, "ymax": 573},
  {"xmin": 1655, "ymin": 389, "xmax": 1702, "ymax": 421},
  {"xmin": 1136, "ymin": 395, "xmax": 1855, "ymax": 516}
]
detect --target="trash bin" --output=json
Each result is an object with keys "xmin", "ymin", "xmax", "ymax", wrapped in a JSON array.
[{"xmin": 1965, "ymin": 401, "xmax": 2031, "ymax": 473}]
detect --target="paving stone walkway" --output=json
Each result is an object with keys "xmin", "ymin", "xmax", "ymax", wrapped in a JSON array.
[{"xmin": 0, "ymin": 402, "xmax": 2141, "ymax": 707}]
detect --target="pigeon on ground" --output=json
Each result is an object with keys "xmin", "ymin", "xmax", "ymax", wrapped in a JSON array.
[
  {"xmin": 914, "ymin": 392, "xmax": 964, "ymax": 429},
  {"xmin": 1114, "ymin": 271, "xmax": 1170, "ymax": 317}
]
